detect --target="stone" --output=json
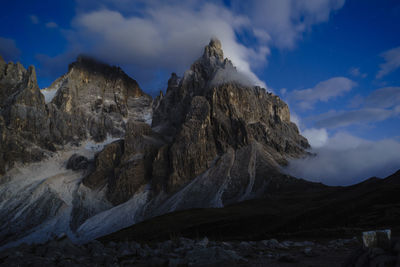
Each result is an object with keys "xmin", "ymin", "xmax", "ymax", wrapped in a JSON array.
[
  {"xmin": 278, "ymin": 253, "xmax": 299, "ymax": 263},
  {"xmin": 197, "ymin": 237, "xmax": 209, "ymax": 248},
  {"xmin": 303, "ymin": 247, "xmax": 316, "ymax": 257},
  {"xmin": 362, "ymin": 230, "xmax": 391, "ymax": 249},
  {"xmin": 66, "ymin": 154, "xmax": 90, "ymax": 170},
  {"xmin": 185, "ymin": 246, "xmax": 244, "ymax": 266},
  {"xmin": 261, "ymin": 239, "xmax": 280, "ymax": 249},
  {"xmin": 168, "ymin": 258, "xmax": 187, "ymax": 267}
]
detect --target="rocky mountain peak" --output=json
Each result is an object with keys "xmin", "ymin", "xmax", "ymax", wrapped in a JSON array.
[
  {"xmin": 69, "ymin": 55, "xmax": 121, "ymax": 75},
  {"xmin": 203, "ymin": 38, "xmax": 224, "ymax": 61}
]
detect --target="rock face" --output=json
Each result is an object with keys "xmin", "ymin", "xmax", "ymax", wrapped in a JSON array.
[
  {"xmin": 49, "ymin": 56, "xmax": 151, "ymax": 142},
  {"xmin": 0, "ymin": 39, "xmax": 310, "ymax": 247},
  {"xmin": 0, "ymin": 56, "xmax": 52, "ymax": 174},
  {"xmin": 83, "ymin": 39, "xmax": 309, "ymax": 216},
  {"xmin": 0, "ymin": 55, "xmax": 151, "ymax": 175}
]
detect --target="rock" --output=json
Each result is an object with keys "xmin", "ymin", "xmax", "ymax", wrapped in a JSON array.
[
  {"xmin": 303, "ymin": 247, "xmax": 316, "ymax": 257},
  {"xmin": 87, "ymin": 240, "xmax": 105, "ymax": 255},
  {"xmin": 0, "ymin": 39, "xmax": 313, "ymax": 246},
  {"xmin": 159, "ymin": 240, "xmax": 174, "ymax": 252},
  {"xmin": 237, "ymin": 241, "xmax": 255, "ymax": 257},
  {"xmin": 261, "ymin": 239, "xmax": 280, "ymax": 249},
  {"xmin": 362, "ymin": 229, "xmax": 391, "ymax": 249},
  {"xmin": 0, "ymin": 55, "xmax": 152, "ymax": 176},
  {"xmin": 185, "ymin": 246, "xmax": 244, "ymax": 266},
  {"xmin": 197, "ymin": 237, "xmax": 209, "ymax": 248},
  {"xmin": 148, "ymin": 257, "xmax": 168, "ymax": 266},
  {"xmin": 83, "ymin": 139, "xmax": 124, "ymax": 189},
  {"xmin": 117, "ymin": 241, "xmax": 133, "ymax": 256},
  {"xmin": 179, "ymin": 237, "xmax": 195, "ymax": 248},
  {"xmin": 168, "ymin": 258, "xmax": 187, "ymax": 267},
  {"xmin": 66, "ymin": 154, "xmax": 90, "ymax": 170},
  {"xmin": 278, "ymin": 253, "xmax": 299, "ymax": 263},
  {"xmin": 393, "ymin": 240, "xmax": 400, "ymax": 253},
  {"xmin": 369, "ymin": 254, "xmax": 397, "ymax": 266}
]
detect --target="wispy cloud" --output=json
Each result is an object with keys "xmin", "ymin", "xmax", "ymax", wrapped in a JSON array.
[
  {"xmin": 313, "ymin": 86, "xmax": 400, "ymax": 128},
  {"xmin": 0, "ymin": 37, "xmax": 20, "ymax": 61},
  {"xmin": 376, "ymin": 46, "xmax": 400, "ymax": 79},
  {"xmin": 232, "ymin": 0, "xmax": 345, "ymax": 49},
  {"xmin": 45, "ymin": 22, "xmax": 58, "ymax": 28},
  {"xmin": 315, "ymin": 108, "xmax": 397, "ymax": 128},
  {"xmin": 29, "ymin": 14, "xmax": 39, "ymax": 24},
  {"xmin": 302, "ymin": 128, "xmax": 328, "ymax": 148},
  {"xmin": 288, "ymin": 77, "xmax": 356, "ymax": 109},
  {"xmin": 349, "ymin": 67, "xmax": 367, "ymax": 78},
  {"xmin": 364, "ymin": 86, "xmax": 400, "ymax": 108}
]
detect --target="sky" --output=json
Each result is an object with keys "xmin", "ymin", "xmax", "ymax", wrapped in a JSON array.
[{"xmin": 1, "ymin": 0, "xmax": 400, "ymax": 185}]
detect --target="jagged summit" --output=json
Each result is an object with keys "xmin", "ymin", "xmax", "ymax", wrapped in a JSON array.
[
  {"xmin": 69, "ymin": 55, "xmax": 123, "ymax": 77},
  {"xmin": 203, "ymin": 38, "xmax": 224, "ymax": 60}
]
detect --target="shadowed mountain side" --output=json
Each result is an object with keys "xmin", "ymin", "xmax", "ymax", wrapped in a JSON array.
[{"xmin": 99, "ymin": 170, "xmax": 400, "ymax": 243}]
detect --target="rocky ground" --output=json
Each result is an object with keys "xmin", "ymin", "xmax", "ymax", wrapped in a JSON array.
[{"xmin": 0, "ymin": 236, "xmax": 369, "ymax": 267}]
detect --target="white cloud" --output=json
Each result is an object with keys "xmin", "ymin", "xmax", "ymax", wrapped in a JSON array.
[
  {"xmin": 39, "ymin": 0, "xmax": 345, "ymax": 91},
  {"xmin": 349, "ymin": 67, "xmax": 367, "ymax": 78},
  {"xmin": 290, "ymin": 112, "xmax": 301, "ymax": 128},
  {"xmin": 312, "ymin": 86, "xmax": 400, "ymax": 128},
  {"xmin": 0, "ymin": 37, "xmax": 20, "ymax": 61},
  {"xmin": 232, "ymin": 0, "xmax": 345, "ymax": 49},
  {"xmin": 364, "ymin": 86, "xmax": 400, "ymax": 109},
  {"xmin": 376, "ymin": 46, "xmax": 400, "ymax": 79},
  {"xmin": 289, "ymin": 77, "xmax": 356, "ymax": 109},
  {"xmin": 43, "ymin": 4, "xmax": 269, "ymax": 88},
  {"xmin": 285, "ymin": 132, "xmax": 400, "ymax": 185},
  {"xmin": 302, "ymin": 128, "xmax": 328, "ymax": 148},
  {"xmin": 46, "ymin": 22, "xmax": 58, "ymax": 28},
  {"xmin": 315, "ymin": 108, "xmax": 396, "ymax": 128},
  {"xmin": 29, "ymin": 15, "xmax": 39, "ymax": 24}
]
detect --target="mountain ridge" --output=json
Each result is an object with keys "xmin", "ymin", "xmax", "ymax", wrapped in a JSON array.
[{"xmin": 0, "ymin": 39, "xmax": 316, "ymax": 248}]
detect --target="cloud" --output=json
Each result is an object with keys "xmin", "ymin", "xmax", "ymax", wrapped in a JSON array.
[
  {"xmin": 46, "ymin": 22, "xmax": 58, "ymax": 28},
  {"xmin": 302, "ymin": 128, "xmax": 328, "ymax": 148},
  {"xmin": 39, "ymin": 0, "xmax": 345, "ymax": 91},
  {"xmin": 232, "ymin": 0, "xmax": 345, "ymax": 49},
  {"xmin": 42, "ymin": 4, "xmax": 269, "ymax": 88},
  {"xmin": 29, "ymin": 15, "xmax": 39, "ymax": 24},
  {"xmin": 376, "ymin": 46, "xmax": 400, "ymax": 78},
  {"xmin": 285, "ymin": 132, "xmax": 400, "ymax": 185},
  {"xmin": 315, "ymin": 108, "xmax": 397, "ymax": 128},
  {"xmin": 0, "ymin": 37, "xmax": 20, "ymax": 61},
  {"xmin": 289, "ymin": 77, "xmax": 356, "ymax": 109},
  {"xmin": 349, "ymin": 67, "xmax": 367, "ymax": 78},
  {"xmin": 364, "ymin": 86, "xmax": 400, "ymax": 108},
  {"xmin": 312, "ymin": 87, "xmax": 400, "ymax": 128}
]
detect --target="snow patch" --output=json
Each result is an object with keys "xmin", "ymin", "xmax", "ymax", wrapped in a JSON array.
[{"xmin": 41, "ymin": 88, "xmax": 58, "ymax": 103}]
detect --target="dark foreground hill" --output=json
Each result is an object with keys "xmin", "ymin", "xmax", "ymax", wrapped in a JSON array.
[{"xmin": 100, "ymin": 169, "xmax": 400, "ymax": 243}]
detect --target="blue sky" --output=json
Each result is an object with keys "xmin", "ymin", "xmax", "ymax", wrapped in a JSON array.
[{"xmin": 1, "ymin": 0, "xmax": 400, "ymax": 184}]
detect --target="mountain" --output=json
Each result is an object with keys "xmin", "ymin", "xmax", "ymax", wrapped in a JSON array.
[
  {"xmin": 0, "ymin": 54, "xmax": 151, "ymax": 175},
  {"xmin": 0, "ymin": 39, "xmax": 312, "ymax": 248}
]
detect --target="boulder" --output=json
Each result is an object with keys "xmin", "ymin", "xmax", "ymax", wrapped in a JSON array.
[
  {"xmin": 66, "ymin": 154, "xmax": 90, "ymax": 170},
  {"xmin": 362, "ymin": 230, "xmax": 391, "ymax": 249}
]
